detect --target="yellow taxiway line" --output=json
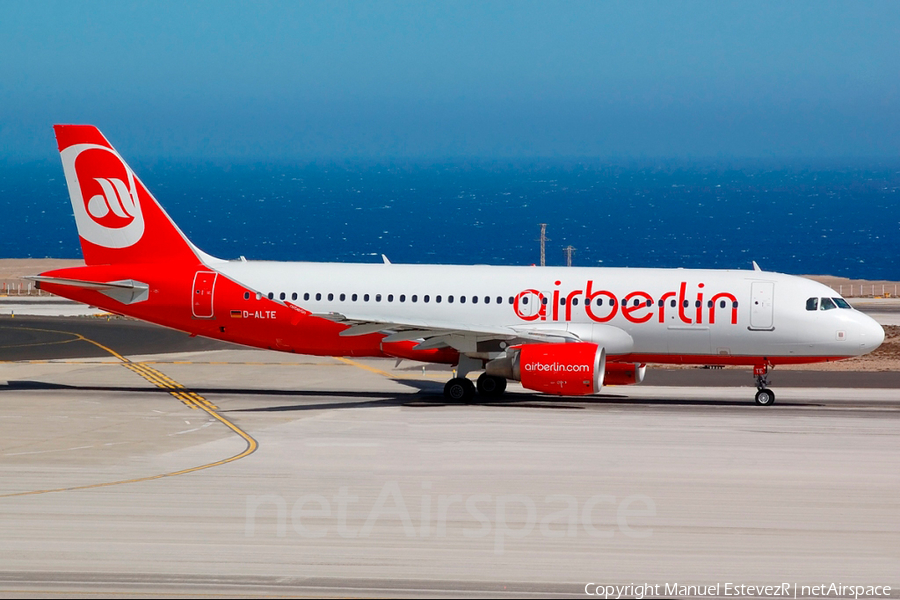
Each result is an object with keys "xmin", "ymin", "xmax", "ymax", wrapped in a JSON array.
[{"xmin": 0, "ymin": 326, "xmax": 258, "ymax": 498}]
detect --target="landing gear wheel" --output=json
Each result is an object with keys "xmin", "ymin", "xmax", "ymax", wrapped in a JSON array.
[
  {"xmin": 444, "ymin": 377, "xmax": 476, "ymax": 403},
  {"xmin": 476, "ymin": 373, "xmax": 507, "ymax": 397},
  {"xmin": 755, "ymin": 388, "xmax": 775, "ymax": 406}
]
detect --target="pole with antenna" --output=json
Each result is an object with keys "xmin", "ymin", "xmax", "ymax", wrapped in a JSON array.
[
  {"xmin": 538, "ymin": 223, "xmax": 549, "ymax": 267},
  {"xmin": 563, "ymin": 245, "xmax": 576, "ymax": 267}
]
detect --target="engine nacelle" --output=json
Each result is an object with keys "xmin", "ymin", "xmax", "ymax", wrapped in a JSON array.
[
  {"xmin": 603, "ymin": 362, "xmax": 646, "ymax": 386},
  {"xmin": 486, "ymin": 343, "xmax": 606, "ymax": 396}
]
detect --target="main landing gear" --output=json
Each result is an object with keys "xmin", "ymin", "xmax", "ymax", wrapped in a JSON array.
[
  {"xmin": 444, "ymin": 377, "xmax": 476, "ymax": 402},
  {"xmin": 443, "ymin": 356, "xmax": 507, "ymax": 402},
  {"xmin": 476, "ymin": 372, "xmax": 507, "ymax": 398},
  {"xmin": 754, "ymin": 364, "xmax": 775, "ymax": 406},
  {"xmin": 443, "ymin": 374, "xmax": 507, "ymax": 402}
]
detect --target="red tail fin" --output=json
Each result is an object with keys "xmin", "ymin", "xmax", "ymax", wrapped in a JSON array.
[{"xmin": 54, "ymin": 125, "xmax": 203, "ymax": 266}]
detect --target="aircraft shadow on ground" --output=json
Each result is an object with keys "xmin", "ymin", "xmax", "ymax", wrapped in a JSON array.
[{"xmin": 0, "ymin": 378, "xmax": 823, "ymax": 410}]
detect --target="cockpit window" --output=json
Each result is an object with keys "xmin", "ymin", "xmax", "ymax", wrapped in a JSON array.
[
  {"xmin": 806, "ymin": 297, "xmax": 818, "ymax": 311},
  {"xmin": 833, "ymin": 297, "xmax": 851, "ymax": 309},
  {"xmin": 820, "ymin": 297, "xmax": 837, "ymax": 311}
]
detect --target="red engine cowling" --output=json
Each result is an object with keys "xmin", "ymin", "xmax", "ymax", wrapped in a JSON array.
[
  {"xmin": 603, "ymin": 362, "xmax": 647, "ymax": 385},
  {"xmin": 517, "ymin": 343, "xmax": 606, "ymax": 396}
]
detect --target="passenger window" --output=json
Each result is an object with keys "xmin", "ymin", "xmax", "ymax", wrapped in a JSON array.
[
  {"xmin": 508, "ymin": 297, "xmax": 514, "ymax": 304},
  {"xmin": 244, "ymin": 292, "xmax": 250, "ymax": 300},
  {"xmin": 646, "ymin": 299, "xmax": 652, "ymax": 307},
  {"xmin": 304, "ymin": 293, "xmax": 310, "ymax": 301},
  {"xmin": 670, "ymin": 300, "xmax": 676, "ymax": 308},
  {"xmin": 540, "ymin": 297, "xmax": 546, "ymax": 305},
  {"xmin": 315, "ymin": 293, "xmax": 322, "ymax": 301},
  {"xmin": 460, "ymin": 295, "xmax": 466, "ymax": 304},
  {"xmin": 400, "ymin": 294, "xmax": 406, "ymax": 302},
  {"xmin": 436, "ymin": 295, "xmax": 442, "ymax": 303},
  {"xmin": 658, "ymin": 299, "xmax": 664, "ymax": 307},
  {"xmin": 806, "ymin": 297, "xmax": 818, "ymax": 311},
  {"xmin": 267, "ymin": 292, "xmax": 274, "ymax": 300},
  {"xmin": 448, "ymin": 295, "xmax": 454, "ymax": 303},
  {"xmin": 573, "ymin": 298, "xmax": 579, "ymax": 306},
  {"xmin": 473, "ymin": 296, "xmax": 478, "ymax": 304},
  {"xmin": 364, "ymin": 294, "xmax": 370, "ymax": 302},
  {"xmin": 820, "ymin": 297, "xmax": 837, "ymax": 311},
  {"xmin": 292, "ymin": 292, "xmax": 298, "ymax": 301},
  {"xmin": 279, "ymin": 292, "xmax": 286, "ymax": 300},
  {"xmin": 732, "ymin": 301, "xmax": 738, "ymax": 308},
  {"xmin": 424, "ymin": 295, "xmax": 430, "ymax": 303},
  {"xmin": 720, "ymin": 300, "xmax": 726, "ymax": 309},
  {"xmin": 484, "ymin": 296, "xmax": 490, "ymax": 304},
  {"xmin": 707, "ymin": 300, "xmax": 713, "ymax": 308},
  {"xmin": 695, "ymin": 300, "xmax": 701, "ymax": 308},
  {"xmin": 521, "ymin": 297, "xmax": 528, "ymax": 305},
  {"xmin": 388, "ymin": 294, "xmax": 393, "ymax": 302},
  {"xmin": 412, "ymin": 295, "xmax": 418, "ymax": 302},
  {"xmin": 328, "ymin": 293, "xmax": 334, "ymax": 301},
  {"xmin": 561, "ymin": 298, "xmax": 566, "ymax": 306},
  {"xmin": 683, "ymin": 300, "xmax": 689, "ymax": 308},
  {"xmin": 375, "ymin": 294, "xmax": 381, "ymax": 302},
  {"xmin": 496, "ymin": 296, "xmax": 502, "ymax": 304},
  {"xmin": 352, "ymin": 293, "xmax": 358, "ymax": 302},
  {"xmin": 833, "ymin": 297, "xmax": 851, "ymax": 309},
  {"xmin": 340, "ymin": 293, "xmax": 346, "ymax": 301},
  {"xmin": 610, "ymin": 299, "xmax": 616, "ymax": 307}
]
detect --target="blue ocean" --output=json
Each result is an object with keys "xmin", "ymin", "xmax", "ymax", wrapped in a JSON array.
[{"xmin": 2, "ymin": 159, "xmax": 898, "ymax": 280}]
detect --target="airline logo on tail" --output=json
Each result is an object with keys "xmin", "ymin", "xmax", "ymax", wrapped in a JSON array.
[{"xmin": 59, "ymin": 143, "xmax": 145, "ymax": 248}]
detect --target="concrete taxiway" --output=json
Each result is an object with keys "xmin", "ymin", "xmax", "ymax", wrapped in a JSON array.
[{"xmin": 0, "ymin": 317, "xmax": 898, "ymax": 598}]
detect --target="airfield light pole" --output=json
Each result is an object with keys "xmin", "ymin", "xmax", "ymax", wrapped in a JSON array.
[
  {"xmin": 563, "ymin": 245, "xmax": 576, "ymax": 267},
  {"xmin": 538, "ymin": 223, "xmax": 549, "ymax": 267}
]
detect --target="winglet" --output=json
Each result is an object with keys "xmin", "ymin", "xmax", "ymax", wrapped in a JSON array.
[
  {"xmin": 752, "ymin": 261, "xmax": 762, "ymax": 272},
  {"xmin": 382, "ymin": 254, "xmax": 392, "ymax": 265}
]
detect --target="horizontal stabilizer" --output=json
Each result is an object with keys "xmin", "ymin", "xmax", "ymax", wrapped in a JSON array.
[{"xmin": 26, "ymin": 276, "xmax": 150, "ymax": 305}]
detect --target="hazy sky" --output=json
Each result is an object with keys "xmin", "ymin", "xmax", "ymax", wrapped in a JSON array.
[{"xmin": 2, "ymin": 1, "xmax": 898, "ymax": 159}]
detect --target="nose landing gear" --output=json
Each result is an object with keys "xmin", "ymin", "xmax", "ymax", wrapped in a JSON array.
[{"xmin": 753, "ymin": 364, "xmax": 775, "ymax": 406}]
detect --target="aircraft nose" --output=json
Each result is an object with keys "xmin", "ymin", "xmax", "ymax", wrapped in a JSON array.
[{"xmin": 856, "ymin": 313, "xmax": 885, "ymax": 355}]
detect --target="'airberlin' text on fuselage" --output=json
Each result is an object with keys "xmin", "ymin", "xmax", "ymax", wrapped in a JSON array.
[{"xmin": 514, "ymin": 281, "xmax": 739, "ymax": 325}]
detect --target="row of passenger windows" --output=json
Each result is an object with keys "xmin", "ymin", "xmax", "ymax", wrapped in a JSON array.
[
  {"xmin": 257, "ymin": 292, "xmax": 513, "ymax": 304},
  {"xmin": 532, "ymin": 297, "xmax": 738, "ymax": 309},
  {"xmin": 806, "ymin": 297, "xmax": 852, "ymax": 311},
  {"xmin": 242, "ymin": 290, "xmax": 737, "ymax": 309}
]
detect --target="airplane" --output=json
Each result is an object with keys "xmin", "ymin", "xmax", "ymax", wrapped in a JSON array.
[{"xmin": 30, "ymin": 125, "xmax": 885, "ymax": 406}]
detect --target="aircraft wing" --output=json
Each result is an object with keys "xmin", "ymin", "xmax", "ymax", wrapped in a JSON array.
[{"xmin": 313, "ymin": 311, "xmax": 578, "ymax": 352}]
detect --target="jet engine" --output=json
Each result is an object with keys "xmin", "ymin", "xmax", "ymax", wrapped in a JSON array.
[
  {"xmin": 485, "ymin": 342, "xmax": 606, "ymax": 396},
  {"xmin": 603, "ymin": 362, "xmax": 647, "ymax": 385}
]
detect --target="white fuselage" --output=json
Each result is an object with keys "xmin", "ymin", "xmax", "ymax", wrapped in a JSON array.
[{"xmin": 215, "ymin": 261, "xmax": 885, "ymax": 363}]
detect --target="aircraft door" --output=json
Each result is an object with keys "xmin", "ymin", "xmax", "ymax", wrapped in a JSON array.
[
  {"xmin": 750, "ymin": 282, "xmax": 775, "ymax": 330},
  {"xmin": 516, "ymin": 290, "xmax": 542, "ymax": 319},
  {"xmin": 192, "ymin": 271, "xmax": 217, "ymax": 318}
]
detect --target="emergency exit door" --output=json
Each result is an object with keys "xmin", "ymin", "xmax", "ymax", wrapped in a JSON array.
[
  {"xmin": 192, "ymin": 271, "xmax": 217, "ymax": 318},
  {"xmin": 749, "ymin": 282, "xmax": 774, "ymax": 330}
]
